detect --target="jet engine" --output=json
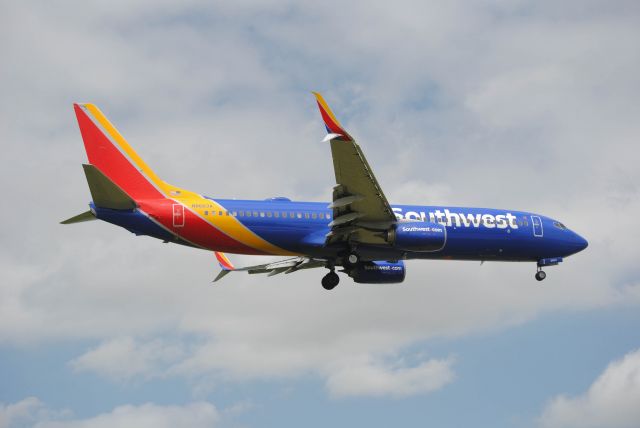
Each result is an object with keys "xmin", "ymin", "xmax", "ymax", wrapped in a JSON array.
[
  {"xmin": 388, "ymin": 222, "xmax": 446, "ymax": 252},
  {"xmin": 349, "ymin": 261, "xmax": 406, "ymax": 284}
]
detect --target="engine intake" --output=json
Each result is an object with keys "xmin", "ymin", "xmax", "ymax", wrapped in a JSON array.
[
  {"xmin": 388, "ymin": 222, "xmax": 446, "ymax": 252},
  {"xmin": 349, "ymin": 261, "xmax": 406, "ymax": 284}
]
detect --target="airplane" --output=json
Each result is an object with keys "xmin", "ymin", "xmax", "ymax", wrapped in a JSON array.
[{"xmin": 62, "ymin": 93, "xmax": 588, "ymax": 290}]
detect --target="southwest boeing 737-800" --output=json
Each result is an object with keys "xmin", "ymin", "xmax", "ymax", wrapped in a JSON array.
[{"xmin": 62, "ymin": 93, "xmax": 587, "ymax": 290}]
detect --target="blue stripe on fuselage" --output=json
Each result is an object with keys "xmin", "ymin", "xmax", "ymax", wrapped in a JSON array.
[
  {"xmin": 209, "ymin": 199, "xmax": 331, "ymax": 254},
  {"xmin": 208, "ymin": 198, "xmax": 579, "ymax": 261}
]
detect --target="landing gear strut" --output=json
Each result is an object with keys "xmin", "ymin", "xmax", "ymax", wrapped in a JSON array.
[
  {"xmin": 322, "ymin": 270, "xmax": 340, "ymax": 290},
  {"xmin": 535, "ymin": 267, "xmax": 547, "ymax": 281}
]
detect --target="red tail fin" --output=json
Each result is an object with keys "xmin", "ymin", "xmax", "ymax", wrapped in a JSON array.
[{"xmin": 74, "ymin": 104, "xmax": 167, "ymax": 201}]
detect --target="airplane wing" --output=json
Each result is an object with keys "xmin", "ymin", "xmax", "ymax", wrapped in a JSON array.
[
  {"xmin": 312, "ymin": 92, "xmax": 397, "ymax": 246},
  {"xmin": 213, "ymin": 252, "xmax": 326, "ymax": 282}
]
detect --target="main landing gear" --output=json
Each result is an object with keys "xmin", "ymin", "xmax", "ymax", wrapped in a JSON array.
[
  {"xmin": 322, "ymin": 270, "xmax": 340, "ymax": 290},
  {"xmin": 321, "ymin": 251, "xmax": 359, "ymax": 290},
  {"xmin": 535, "ymin": 267, "xmax": 547, "ymax": 281}
]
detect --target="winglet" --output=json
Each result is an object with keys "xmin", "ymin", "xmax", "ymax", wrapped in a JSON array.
[
  {"xmin": 213, "ymin": 252, "xmax": 235, "ymax": 283},
  {"xmin": 312, "ymin": 92, "xmax": 352, "ymax": 141},
  {"xmin": 215, "ymin": 252, "xmax": 235, "ymax": 271}
]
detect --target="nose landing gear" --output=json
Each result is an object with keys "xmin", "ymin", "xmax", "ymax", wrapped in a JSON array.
[
  {"xmin": 535, "ymin": 257, "xmax": 562, "ymax": 281},
  {"xmin": 322, "ymin": 270, "xmax": 340, "ymax": 290},
  {"xmin": 535, "ymin": 268, "xmax": 547, "ymax": 281}
]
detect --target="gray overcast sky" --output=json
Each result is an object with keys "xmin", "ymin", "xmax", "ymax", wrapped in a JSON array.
[{"xmin": 1, "ymin": 1, "xmax": 639, "ymax": 427}]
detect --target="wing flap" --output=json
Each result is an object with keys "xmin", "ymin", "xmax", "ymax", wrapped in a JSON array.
[
  {"xmin": 328, "ymin": 139, "xmax": 395, "ymax": 222},
  {"xmin": 212, "ymin": 252, "xmax": 326, "ymax": 282},
  {"xmin": 312, "ymin": 92, "xmax": 396, "ymax": 247}
]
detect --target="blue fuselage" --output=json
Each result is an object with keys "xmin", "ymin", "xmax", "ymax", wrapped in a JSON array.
[{"xmin": 96, "ymin": 197, "xmax": 588, "ymax": 263}]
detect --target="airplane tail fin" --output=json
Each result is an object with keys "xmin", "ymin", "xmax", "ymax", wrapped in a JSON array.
[{"xmin": 73, "ymin": 104, "xmax": 178, "ymax": 202}]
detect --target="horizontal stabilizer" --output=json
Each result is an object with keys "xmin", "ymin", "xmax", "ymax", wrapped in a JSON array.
[
  {"xmin": 60, "ymin": 210, "xmax": 96, "ymax": 224},
  {"xmin": 83, "ymin": 164, "xmax": 136, "ymax": 210}
]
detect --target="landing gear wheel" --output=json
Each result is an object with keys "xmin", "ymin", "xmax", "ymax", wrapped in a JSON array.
[
  {"xmin": 347, "ymin": 253, "xmax": 359, "ymax": 265},
  {"xmin": 322, "ymin": 271, "xmax": 340, "ymax": 290},
  {"xmin": 535, "ymin": 270, "xmax": 547, "ymax": 281}
]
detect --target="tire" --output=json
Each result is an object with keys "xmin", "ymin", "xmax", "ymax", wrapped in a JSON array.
[{"xmin": 322, "ymin": 271, "xmax": 340, "ymax": 290}]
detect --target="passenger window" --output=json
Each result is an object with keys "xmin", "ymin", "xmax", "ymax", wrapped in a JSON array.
[
  {"xmin": 312, "ymin": 213, "xmax": 317, "ymax": 219},
  {"xmin": 253, "ymin": 211, "xmax": 258, "ymax": 217},
  {"xmin": 296, "ymin": 212, "xmax": 302, "ymax": 219},
  {"xmin": 232, "ymin": 211, "xmax": 237, "ymax": 217},
  {"xmin": 325, "ymin": 213, "xmax": 331, "ymax": 220},
  {"xmin": 204, "ymin": 211, "xmax": 208, "ymax": 216},
  {"xmin": 304, "ymin": 212, "xmax": 309, "ymax": 219},
  {"xmin": 267, "ymin": 211, "xmax": 272, "ymax": 218},
  {"xmin": 274, "ymin": 212, "xmax": 279, "ymax": 218},
  {"xmin": 260, "ymin": 212, "xmax": 265, "ymax": 217}
]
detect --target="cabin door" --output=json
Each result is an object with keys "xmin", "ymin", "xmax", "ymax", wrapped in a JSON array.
[
  {"xmin": 531, "ymin": 215, "xmax": 543, "ymax": 237},
  {"xmin": 173, "ymin": 204, "xmax": 185, "ymax": 227}
]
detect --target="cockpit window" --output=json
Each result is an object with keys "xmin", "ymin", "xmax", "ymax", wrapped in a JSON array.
[{"xmin": 553, "ymin": 221, "xmax": 567, "ymax": 230}]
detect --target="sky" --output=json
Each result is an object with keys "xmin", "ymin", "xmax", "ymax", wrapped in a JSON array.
[{"xmin": 1, "ymin": 0, "xmax": 639, "ymax": 427}]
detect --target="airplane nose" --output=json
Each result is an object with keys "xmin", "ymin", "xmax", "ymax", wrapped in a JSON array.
[{"xmin": 574, "ymin": 233, "xmax": 588, "ymax": 252}]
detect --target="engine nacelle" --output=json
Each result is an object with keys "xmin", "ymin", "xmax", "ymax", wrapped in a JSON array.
[
  {"xmin": 389, "ymin": 222, "xmax": 446, "ymax": 252},
  {"xmin": 349, "ymin": 261, "xmax": 406, "ymax": 284}
]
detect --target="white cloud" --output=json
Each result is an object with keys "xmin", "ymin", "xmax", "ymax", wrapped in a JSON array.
[
  {"xmin": 539, "ymin": 348, "xmax": 640, "ymax": 428},
  {"xmin": 38, "ymin": 402, "xmax": 218, "ymax": 428},
  {"xmin": 326, "ymin": 356, "xmax": 455, "ymax": 398},
  {"xmin": 69, "ymin": 337, "xmax": 184, "ymax": 382},
  {"xmin": 0, "ymin": 0, "xmax": 639, "ymax": 403},
  {"xmin": 0, "ymin": 399, "xmax": 218, "ymax": 428},
  {"xmin": 0, "ymin": 397, "xmax": 47, "ymax": 428},
  {"xmin": 68, "ymin": 336, "xmax": 457, "ymax": 398}
]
